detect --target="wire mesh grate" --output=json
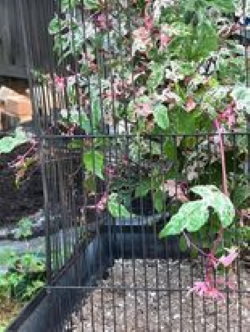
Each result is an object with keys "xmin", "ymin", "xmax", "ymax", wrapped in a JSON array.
[{"xmin": 20, "ymin": 0, "xmax": 250, "ymax": 331}]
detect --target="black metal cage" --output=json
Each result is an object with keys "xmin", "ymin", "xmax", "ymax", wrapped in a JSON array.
[
  {"xmin": 15, "ymin": 0, "xmax": 250, "ymax": 331},
  {"xmin": 40, "ymin": 133, "xmax": 249, "ymax": 332}
]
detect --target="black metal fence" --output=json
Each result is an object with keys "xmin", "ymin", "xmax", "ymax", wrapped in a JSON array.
[
  {"xmin": 39, "ymin": 132, "xmax": 249, "ymax": 331},
  {"xmin": 19, "ymin": 0, "xmax": 250, "ymax": 331}
]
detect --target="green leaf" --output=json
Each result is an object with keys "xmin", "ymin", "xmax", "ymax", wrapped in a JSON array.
[
  {"xmin": 129, "ymin": 95, "xmax": 151, "ymax": 114},
  {"xmin": 232, "ymin": 186, "xmax": 250, "ymax": 208},
  {"xmin": 108, "ymin": 194, "xmax": 131, "ymax": 218},
  {"xmin": 79, "ymin": 112, "xmax": 91, "ymax": 133},
  {"xmin": 61, "ymin": 108, "xmax": 92, "ymax": 133},
  {"xmin": 15, "ymin": 218, "xmax": 33, "ymax": 239},
  {"xmin": 60, "ymin": 0, "xmax": 99, "ymax": 10},
  {"xmin": 0, "ymin": 248, "xmax": 17, "ymax": 265},
  {"xmin": 153, "ymin": 190, "xmax": 165, "ymax": 213},
  {"xmin": 60, "ymin": 0, "xmax": 81, "ymax": 10},
  {"xmin": 0, "ymin": 128, "xmax": 29, "ymax": 154},
  {"xmin": 191, "ymin": 185, "xmax": 235, "ymax": 228},
  {"xmin": 48, "ymin": 16, "xmax": 61, "ymax": 35},
  {"xmin": 90, "ymin": 94, "xmax": 102, "ymax": 129},
  {"xmin": 83, "ymin": 150, "xmax": 104, "ymax": 180},
  {"xmin": 154, "ymin": 104, "xmax": 169, "ymax": 130},
  {"xmin": 135, "ymin": 179, "xmax": 151, "ymax": 198},
  {"xmin": 160, "ymin": 185, "xmax": 235, "ymax": 238},
  {"xmin": 84, "ymin": 175, "xmax": 97, "ymax": 193},
  {"xmin": 195, "ymin": 21, "xmax": 218, "ymax": 59},
  {"xmin": 207, "ymin": 0, "xmax": 234, "ymax": 13},
  {"xmin": 67, "ymin": 140, "xmax": 82, "ymax": 149},
  {"xmin": 85, "ymin": 0, "xmax": 100, "ymax": 9},
  {"xmin": 164, "ymin": 139, "xmax": 177, "ymax": 160},
  {"xmin": 169, "ymin": 109, "xmax": 196, "ymax": 134},
  {"xmin": 147, "ymin": 63, "xmax": 165, "ymax": 92},
  {"xmin": 159, "ymin": 200, "xmax": 209, "ymax": 237},
  {"xmin": 179, "ymin": 235, "xmax": 188, "ymax": 252},
  {"xmin": 231, "ymin": 86, "xmax": 250, "ymax": 114}
]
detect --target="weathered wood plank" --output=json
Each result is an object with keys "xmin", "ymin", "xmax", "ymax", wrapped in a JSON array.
[
  {"xmin": 0, "ymin": 64, "xmax": 26, "ymax": 79},
  {"xmin": 0, "ymin": 0, "xmax": 53, "ymax": 78},
  {"xmin": 0, "ymin": 0, "xmax": 26, "ymax": 78}
]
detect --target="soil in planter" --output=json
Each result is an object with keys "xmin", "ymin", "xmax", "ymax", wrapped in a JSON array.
[
  {"xmin": 0, "ymin": 143, "xmax": 43, "ymax": 226},
  {"xmin": 68, "ymin": 259, "xmax": 249, "ymax": 332},
  {"xmin": 0, "ymin": 297, "xmax": 23, "ymax": 330}
]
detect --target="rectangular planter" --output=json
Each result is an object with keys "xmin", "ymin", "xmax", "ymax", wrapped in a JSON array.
[{"xmin": 7, "ymin": 223, "xmax": 179, "ymax": 331}]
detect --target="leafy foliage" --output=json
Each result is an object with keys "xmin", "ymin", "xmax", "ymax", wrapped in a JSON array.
[
  {"xmin": 153, "ymin": 104, "xmax": 169, "ymax": 130},
  {"xmin": 83, "ymin": 150, "xmax": 104, "ymax": 180},
  {"xmin": 14, "ymin": 218, "xmax": 33, "ymax": 239},
  {"xmin": 231, "ymin": 85, "xmax": 250, "ymax": 114},
  {"xmin": 0, "ymin": 129, "xmax": 29, "ymax": 154},
  {"xmin": 160, "ymin": 185, "xmax": 235, "ymax": 237},
  {"xmin": 0, "ymin": 219, "xmax": 45, "ymax": 303},
  {"xmin": 48, "ymin": 0, "xmax": 247, "ymax": 139},
  {"xmin": 46, "ymin": 0, "xmax": 248, "ymax": 268},
  {"xmin": 108, "ymin": 193, "xmax": 132, "ymax": 218}
]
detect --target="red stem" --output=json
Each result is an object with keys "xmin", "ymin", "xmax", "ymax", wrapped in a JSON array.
[
  {"xmin": 203, "ymin": 121, "xmax": 230, "ymax": 286},
  {"xmin": 9, "ymin": 140, "xmax": 37, "ymax": 168},
  {"xmin": 211, "ymin": 121, "xmax": 229, "ymax": 256},
  {"xmin": 215, "ymin": 121, "xmax": 229, "ymax": 197}
]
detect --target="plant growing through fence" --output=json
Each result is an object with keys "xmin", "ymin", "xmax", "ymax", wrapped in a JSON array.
[
  {"xmin": 46, "ymin": 0, "xmax": 250, "ymax": 266},
  {"xmin": 0, "ymin": 128, "xmax": 38, "ymax": 186},
  {"xmin": 2, "ymin": 0, "xmax": 249, "ymax": 303},
  {"xmin": 159, "ymin": 118, "xmax": 249, "ymax": 299},
  {"xmin": 0, "ymin": 2, "xmax": 245, "ymax": 199}
]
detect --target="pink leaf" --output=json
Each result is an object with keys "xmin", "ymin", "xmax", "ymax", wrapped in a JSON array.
[
  {"xmin": 105, "ymin": 165, "xmax": 116, "ymax": 178},
  {"xmin": 185, "ymin": 97, "xmax": 196, "ymax": 112},
  {"xmin": 87, "ymin": 192, "xmax": 109, "ymax": 213},
  {"xmin": 160, "ymin": 89, "xmax": 180, "ymax": 104},
  {"xmin": 135, "ymin": 102, "xmax": 153, "ymax": 117},
  {"xmin": 95, "ymin": 13, "xmax": 112, "ymax": 30},
  {"xmin": 218, "ymin": 247, "xmax": 238, "ymax": 268},
  {"xmin": 132, "ymin": 20, "xmax": 152, "ymax": 53},
  {"xmin": 96, "ymin": 193, "xmax": 109, "ymax": 213},
  {"xmin": 54, "ymin": 75, "xmax": 65, "ymax": 91},
  {"xmin": 188, "ymin": 281, "xmax": 225, "ymax": 300},
  {"xmin": 163, "ymin": 180, "xmax": 188, "ymax": 202},
  {"xmin": 160, "ymin": 32, "xmax": 171, "ymax": 50},
  {"xmin": 144, "ymin": 15, "xmax": 154, "ymax": 31},
  {"xmin": 217, "ymin": 103, "xmax": 236, "ymax": 128},
  {"xmin": 133, "ymin": 27, "xmax": 151, "ymax": 44}
]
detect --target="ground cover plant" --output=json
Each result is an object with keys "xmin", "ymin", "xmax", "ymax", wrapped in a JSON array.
[{"xmin": 0, "ymin": 218, "xmax": 45, "ymax": 330}]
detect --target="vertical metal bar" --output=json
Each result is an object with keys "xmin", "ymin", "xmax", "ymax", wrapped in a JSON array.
[
  {"xmin": 140, "ymin": 136, "xmax": 149, "ymax": 331},
  {"xmin": 40, "ymin": 138, "xmax": 52, "ymax": 282},
  {"xmin": 106, "ymin": 137, "xmax": 116, "ymax": 332},
  {"xmin": 175, "ymin": 135, "xmax": 183, "ymax": 331},
  {"xmin": 127, "ymin": 135, "xmax": 139, "ymax": 331}
]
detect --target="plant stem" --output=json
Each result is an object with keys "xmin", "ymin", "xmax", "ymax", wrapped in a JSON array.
[
  {"xmin": 183, "ymin": 231, "xmax": 208, "ymax": 257},
  {"xmin": 211, "ymin": 120, "xmax": 229, "ymax": 255},
  {"xmin": 215, "ymin": 121, "xmax": 228, "ymax": 197}
]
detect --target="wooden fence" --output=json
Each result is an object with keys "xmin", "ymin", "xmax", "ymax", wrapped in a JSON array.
[{"xmin": 0, "ymin": 0, "xmax": 53, "ymax": 79}]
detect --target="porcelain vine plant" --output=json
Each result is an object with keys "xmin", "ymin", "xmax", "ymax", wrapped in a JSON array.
[
  {"xmin": 44, "ymin": 0, "xmax": 250, "ymax": 300},
  {"xmin": 1, "ymin": 0, "xmax": 249, "ymax": 300}
]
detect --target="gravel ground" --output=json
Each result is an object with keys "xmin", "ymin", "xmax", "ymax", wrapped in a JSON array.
[{"xmin": 67, "ymin": 259, "xmax": 249, "ymax": 332}]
